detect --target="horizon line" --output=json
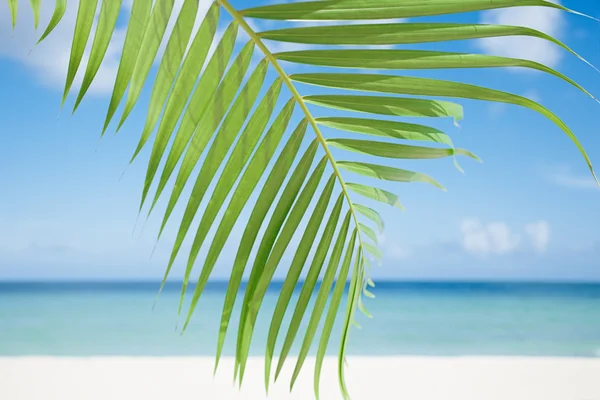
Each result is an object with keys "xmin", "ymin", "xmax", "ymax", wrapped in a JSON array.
[{"xmin": 1, "ymin": 279, "xmax": 600, "ymax": 285}]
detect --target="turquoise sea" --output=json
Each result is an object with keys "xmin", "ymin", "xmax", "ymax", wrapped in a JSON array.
[{"xmin": 1, "ymin": 282, "xmax": 599, "ymax": 357}]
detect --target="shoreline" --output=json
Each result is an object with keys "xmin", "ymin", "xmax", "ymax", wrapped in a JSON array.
[{"xmin": 2, "ymin": 356, "xmax": 599, "ymax": 399}]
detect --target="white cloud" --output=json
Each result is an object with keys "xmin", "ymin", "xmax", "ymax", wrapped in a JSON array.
[
  {"xmin": 487, "ymin": 102, "xmax": 508, "ymax": 118},
  {"xmin": 377, "ymin": 233, "xmax": 412, "ymax": 261},
  {"xmin": 0, "ymin": 2, "xmax": 125, "ymax": 95},
  {"xmin": 545, "ymin": 165, "xmax": 599, "ymax": 190},
  {"xmin": 460, "ymin": 219, "xmax": 521, "ymax": 256},
  {"xmin": 525, "ymin": 221, "xmax": 551, "ymax": 253},
  {"xmin": 0, "ymin": 1, "xmax": 213, "ymax": 96},
  {"xmin": 386, "ymin": 245, "xmax": 412, "ymax": 261},
  {"xmin": 477, "ymin": 0, "xmax": 565, "ymax": 67},
  {"xmin": 461, "ymin": 219, "xmax": 557, "ymax": 257},
  {"xmin": 523, "ymin": 89, "xmax": 542, "ymax": 103}
]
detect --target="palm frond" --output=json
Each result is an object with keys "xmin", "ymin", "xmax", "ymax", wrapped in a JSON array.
[
  {"xmin": 37, "ymin": 0, "xmax": 66, "ymax": 43},
  {"xmin": 9, "ymin": 0, "xmax": 599, "ymax": 398}
]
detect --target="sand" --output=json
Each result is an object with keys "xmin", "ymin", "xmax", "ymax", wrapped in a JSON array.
[{"xmin": 1, "ymin": 356, "xmax": 599, "ymax": 399}]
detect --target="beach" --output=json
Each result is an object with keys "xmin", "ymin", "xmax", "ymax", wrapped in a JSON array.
[
  {"xmin": 3, "ymin": 283, "xmax": 599, "ymax": 399},
  {"xmin": 2, "ymin": 356, "xmax": 599, "ymax": 400}
]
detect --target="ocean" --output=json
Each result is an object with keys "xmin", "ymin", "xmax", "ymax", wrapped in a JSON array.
[{"xmin": 1, "ymin": 281, "xmax": 599, "ymax": 358}]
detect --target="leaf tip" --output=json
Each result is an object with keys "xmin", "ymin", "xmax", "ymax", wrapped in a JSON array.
[{"xmin": 453, "ymin": 157, "xmax": 465, "ymax": 174}]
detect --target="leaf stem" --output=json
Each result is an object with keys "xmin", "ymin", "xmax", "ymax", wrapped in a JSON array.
[{"xmin": 218, "ymin": 0, "xmax": 365, "ymax": 247}]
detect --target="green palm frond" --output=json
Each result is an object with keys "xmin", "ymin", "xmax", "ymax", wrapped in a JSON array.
[{"xmin": 8, "ymin": 0, "xmax": 599, "ymax": 398}]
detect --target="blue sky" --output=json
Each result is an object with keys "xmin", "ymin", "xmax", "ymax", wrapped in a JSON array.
[{"xmin": 0, "ymin": 0, "xmax": 598, "ymax": 282}]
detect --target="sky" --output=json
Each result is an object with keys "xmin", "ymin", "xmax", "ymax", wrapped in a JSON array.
[{"xmin": 0, "ymin": 0, "xmax": 598, "ymax": 282}]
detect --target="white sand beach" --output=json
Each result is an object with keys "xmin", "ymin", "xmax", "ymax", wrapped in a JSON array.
[{"xmin": 1, "ymin": 356, "xmax": 599, "ymax": 400}]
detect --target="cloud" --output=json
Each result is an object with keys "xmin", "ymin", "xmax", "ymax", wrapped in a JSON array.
[
  {"xmin": 544, "ymin": 165, "xmax": 599, "ymax": 190},
  {"xmin": 460, "ymin": 219, "xmax": 521, "ymax": 256},
  {"xmin": 476, "ymin": 0, "xmax": 565, "ymax": 67},
  {"xmin": 0, "ymin": 1, "xmax": 214, "ymax": 96},
  {"xmin": 523, "ymin": 89, "xmax": 542, "ymax": 103},
  {"xmin": 377, "ymin": 233, "xmax": 413, "ymax": 261},
  {"xmin": 0, "ymin": 2, "xmax": 126, "ymax": 95},
  {"xmin": 385, "ymin": 245, "xmax": 412, "ymax": 261},
  {"xmin": 525, "ymin": 221, "xmax": 551, "ymax": 253}
]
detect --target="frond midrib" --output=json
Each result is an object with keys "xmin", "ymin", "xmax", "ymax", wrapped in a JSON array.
[{"xmin": 218, "ymin": 0, "xmax": 365, "ymax": 249}]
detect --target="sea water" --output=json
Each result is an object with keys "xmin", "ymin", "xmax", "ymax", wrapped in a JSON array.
[{"xmin": 1, "ymin": 282, "xmax": 599, "ymax": 357}]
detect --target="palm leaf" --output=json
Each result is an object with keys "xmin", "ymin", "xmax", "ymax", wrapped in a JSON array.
[
  {"xmin": 306, "ymin": 95, "xmax": 464, "ymax": 122},
  {"xmin": 274, "ymin": 192, "xmax": 345, "ymax": 381},
  {"xmin": 28, "ymin": 0, "xmax": 40, "ymax": 29},
  {"xmin": 115, "ymin": 0, "xmax": 175, "ymax": 131},
  {"xmin": 62, "ymin": 0, "xmax": 99, "ymax": 106},
  {"xmin": 235, "ymin": 138, "xmax": 319, "ymax": 380},
  {"xmin": 7, "ymin": 0, "xmax": 17, "ymax": 29},
  {"xmin": 241, "ymin": 0, "xmax": 592, "ymax": 20},
  {"xmin": 11, "ymin": 0, "xmax": 599, "ymax": 399},
  {"xmin": 338, "ymin": 249, "xmax": 363, "ymax": 399},
  {"xmin": 73, "ymin": 0, "xmax": 122, "ymax": 111},
  {"xmin": 37, "ymin": 0, "xmax": 67, "ymax": 44},
  {"xmin": 102, "ymin": 0, "xmax": 152, "ymax": 134}
]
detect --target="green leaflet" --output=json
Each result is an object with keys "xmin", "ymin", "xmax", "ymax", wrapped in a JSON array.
[
  {"xmin": 275, "ymin": 193, "xmax": 345, "ymax": 381},
  {"xmin": 280, "ymin": 50, "xmax": 597, "ymax": 102},
  {"xmin": 264, "ymin": 174, "xmax": 337, "ymax": 391},
  {"xmin": 314, "ymin": 230, "xmax": 358, "ymax": 400},
  {"xmin": 132, "ymin": 0, "xmax": 200, "ymax": 159},
  {"xmin": 241, "ymin": 158, "xmax": 330, "ymax": 389},
  {"xmin": 318, "ymin": 117, "xmax": 453, "ymax": 145},
  {"xmin": 173, "ymin": 43, "xmax": 252, "ymax": 311},
  {"xmin": 260, "ymin": 22, "xmax": 592, "ymax": 54},
  {"xmin": 156, "ymin": 60, "xmax": 268, "ymax": 297},
  {"xmin": 358, "ymin": 223, "xmax": 377, "ymax": 244},
  {"xmin": 8, "ymin": 0, "xmax": 17, "ymax": 29},
  {"xmin": 357, "ymin": 296, "xmax": 372, "ymax": 319},
  {"xmin": 329, "ymin": 138, "xmax": 481, "ymax": 162},
  {"xmin": 135, "ymin": 2, "xmax": 220, "ymax": 179},
  {"xmin": 346, "ymin": 183, "xmax": 403, "ymax": 210},
  {"xmin": 363, "ymin": 257, "xmax": 372, "ymax": 271},
  {"xmin": 364, "ymin": 286, "xmax": 376, "ymax": 298},
  {"xmin": 353, "ymin": 204, "xmax": 384, "ymax": 233},
  {"xmin": 37, "ymin": 0, "xmax": 67, "ymax": 43},
  {"xmin": 236, "ymin": 145, "xmax": 321, "ymax": 385},
  {"xmin": 102, "ymin": 0, "xmax": 152, "ymax": 135},
  {"xmin": 338, "ymin": 250, "xmax": 362, "ymax": 400},
  {"xmin": 363, "ymin": 242, "xmax": 382, "ymax": 261},
  {"xmin": 357, "ymin": 265, "xmax": 373, "ymax": 320},
  {"xmin": 321, "ymin": 120, "xmax": 467, "ymax": 186},
  {"xmin": 116, "ymin": 0, "xmax": 176, "ymax": 131},
  {"xmin": 154, "ymin": 41, "xmax": 254, "ymax": 245},
  {"xmin": 29, "ymin": 0, "xmax": 40, "ymax": 29},
  {"xmin": 73, "ymin": 0, "xmax": 123, "ymax": 112},
  {"xmin": 293, "ymin": 73, "xmax": 598, "ymax": 184},
  {"xmin": 242, "ymin": 0, "xmax": 584, "ymax": 21},
  {"xmin": 146, "ymin": 23, "xmax": 239, "ymax": 212},
  {"xmin": 325, "ymin": 121, "xmax": 472, "ymax": 181},
  {"xmin": 339, "ymin": 161, "xmax": 446, "ymax": 191},
  {"xmin": 290, "ymin": 211, "xmax": 353, "ymax": 389},
  {"xmin": 215, "ymin": 117, "xmax": 307, "ymax": 373},
  {"xmin": 306, "ymin": 95, "xmax": 463, "ymax": 121},
  {"xmin": 180, "ymin": 100, "xmax": 297, "ymax": 332},
  {"xmin": 62, "ymin": 0, "xmax": 99, "ymax": 105}
]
